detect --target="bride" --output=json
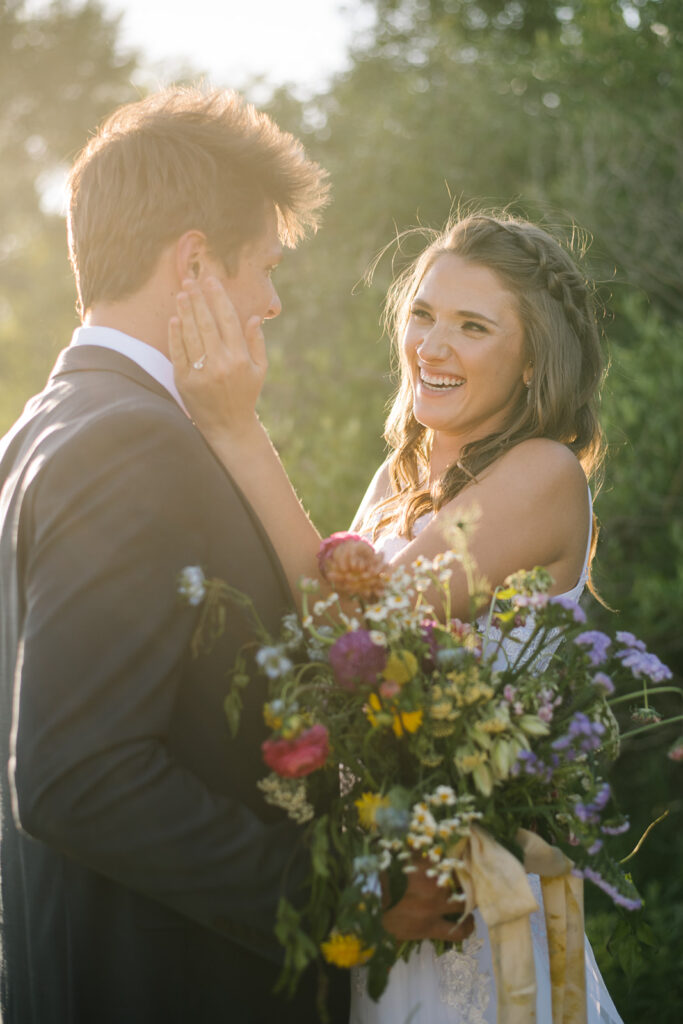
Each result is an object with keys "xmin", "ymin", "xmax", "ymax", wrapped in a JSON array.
[{"xmin": 169, "ymin": 213, "xmax": 624, "ymax": 1023}]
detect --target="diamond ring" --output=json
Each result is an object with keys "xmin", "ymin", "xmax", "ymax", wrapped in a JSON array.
[{"xmin": 192, "ymin": 354, "xmax": 207, "ymax": 370}]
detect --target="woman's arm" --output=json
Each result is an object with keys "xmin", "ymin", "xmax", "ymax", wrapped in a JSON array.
[{"xmin": 170, "ymin": 278, "xmax": 341, "ymax": 605}]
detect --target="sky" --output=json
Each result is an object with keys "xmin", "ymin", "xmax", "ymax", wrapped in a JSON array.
[{"xmin": 99, "ymin": 0, "xmax": 375, "ymax": 98}]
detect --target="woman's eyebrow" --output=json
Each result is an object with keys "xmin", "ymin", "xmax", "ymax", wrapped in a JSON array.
[{"xmin": 412, "ymin": 296, "xmax": 498, "ymax": 327}]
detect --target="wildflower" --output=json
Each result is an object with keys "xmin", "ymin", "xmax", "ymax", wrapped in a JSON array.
[
  {"xmin": 365, "ymin": 603, "xmax": 389, "ymax": 622},
  {"xmin": 321, "ymin": 931, "xmax": 375, "ymax": 968},
  {"xmin": 257, "ymin": 774, "xmax": 314, "ymax": 824},
  {"xmin": 299, "ymin": 577, "xmax": 320, "ymax": 593},
  {"xmin": 369, "ymin": 630, "xmax": 387, "ymax": 647},
  {"xmin": 630, "ymin": 706, "xmax": 662, "ymax": 725},
  {"xmin": 668, "ymin": 738, "xmax": 683, "ymax": 762},
  {"xmin": 318, "ymin": 533, "xmax": 386, "ymax": 599},
  {"xmin": 575, "ymin": 630, "xmax": 611, "ymax": 666},
  {"xmin": 177, "ymin": 565, "xmax": 206, "ymax": 606},
  {"xmin": 382, "ymin": 650, "xmax": 419, "ymax": 685},
  {"xmin": 616, "ymin": 631, "xmax": 646, "ymax": 651},
  {"xmin": 579, "ymin": 867, "xmax": 642, "ymax": 911},
  {"xmin": 379, "ymin": 679, "xmax": 401, "ymax": 699},
  {"xmin": 281, "ymin": 613, "xmax": 303, "ymax": 649},
  {"xmin": 430, "ymin": 785, "xmax": 457, "ymax": 807},
  {"xmin": 365, "ymin": 692, "xmax": 394, "ymax": 730},
  {"xmin": 593, "ymin": 672, "xmax": 615, "ymax": 695},
  {"xmin": 392, "ymin": 708, "xmax": 423, "ymax": 738},
  {"xmin": 262, "ymin": 723, "xmax": 329, "ymax": 779},
  {"xmin": 355, "ymin": 792, "xmax": 391, "ymax": 830},
  {"xmin": 549, "ymin": 594, "xmax": 587, "ymax": 623},
  {"xmin": 617, "ymin": 648, "xmax": 672, "ymax": 682},
  {"xmin": 329, "ymin": 630, "xmax": 386, "ymax": 690},
  {"xmin": 263, "ymin": 700, "xmax": 285, "ymax": 730},
  {"xmin": 255, "ymin": 645, "xmax": 294, "ymax": 679},
  {"xmin": 374, "ymin": 804, "xmax": 411, "ymax": 837}
]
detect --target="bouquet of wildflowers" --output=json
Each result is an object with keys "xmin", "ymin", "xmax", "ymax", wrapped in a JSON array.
[{"xmin": 178, "ymin": 518, "xmax": 681, "ymax": 1004}]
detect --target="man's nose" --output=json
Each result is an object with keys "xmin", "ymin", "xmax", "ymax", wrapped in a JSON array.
[{"xmin": 264, "ymin": 284, "xmax": 282, "ymax": 320}]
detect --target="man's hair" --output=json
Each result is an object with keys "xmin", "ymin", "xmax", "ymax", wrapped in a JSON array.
[{"xmin": 67, "ymin": 86, "xmax": 329, "ymax": 316}]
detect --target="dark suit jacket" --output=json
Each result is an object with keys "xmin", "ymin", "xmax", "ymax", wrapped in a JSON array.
[{"xmin": 0, "ymin": 345, "xmax": 349, "ymax": 1023}]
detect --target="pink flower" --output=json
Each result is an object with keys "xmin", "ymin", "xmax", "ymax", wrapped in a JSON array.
[
  {"xmin": 318, "ymin": 533, "xmax": 387, "ymax": 599},
  {"xmin": 329, "ymin": 630, "xmax": 387, "ymax": 690},
  {"xmin": 667, "ymin": 738, "xmax": 683, "ymax": 763},
  {"xmin": 262, "ymin": 723, "xmax": 330, "ymax": 778}
]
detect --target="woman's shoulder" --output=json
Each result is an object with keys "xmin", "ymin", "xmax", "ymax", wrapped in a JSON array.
[
  {"xmin": 350, "ymin": 458, "xmax": 393, "ymax": 531},
  {"xmin": 486, "ymin": 438, "xmax": 587, "ymax": 497}
]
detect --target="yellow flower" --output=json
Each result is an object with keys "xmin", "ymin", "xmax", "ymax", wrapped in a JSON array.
[
  {"xmin": 457, "ymin": 748, "xmax": 488, "ymax": 773},
  {"xmin": 392, "ymin": 708, "xmax": 423, "ymax": 738},
  {"xmin": 355, "ymin": 792, "xmax": 391, "ymax": 830},
  {"xmin": 382, "ymin": 650, "xmax": 419, "ymax": 685},
  {"xmin": 429, "ymin": 699, "xmax": 455, "ymax": 720},
  {"xmin": 321, "ymin": 932, "xmax": 375, "ymax": 968},
  {"xmin": 479, "ymin": 716, "xmax": 508, "ymax": 734},
  {"xmin": 365, "ymin": 692, "xmax": 392, "ymax": 729},
  {"xmin": 263, "ymin": 703, "xmax": 283, "ymax": 730}
]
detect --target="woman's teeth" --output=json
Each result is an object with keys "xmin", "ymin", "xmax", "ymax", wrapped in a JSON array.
[{"xmin": 419, "ymin": 370, "xmax": 465, "ymax": 390}]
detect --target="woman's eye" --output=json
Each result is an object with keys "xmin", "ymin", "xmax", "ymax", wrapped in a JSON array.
[
  {"xmin": 410, "ymin": 307, "xmax": 432, "ymax": 321},
  {"xmin": 462, "ymin": 320, "xmax": 487, "ymax": 333}
]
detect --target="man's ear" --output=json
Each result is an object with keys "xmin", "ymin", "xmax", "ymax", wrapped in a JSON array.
[{"xmin": 175, "ymin": 230, "xmax": 209, "ymax": 285}]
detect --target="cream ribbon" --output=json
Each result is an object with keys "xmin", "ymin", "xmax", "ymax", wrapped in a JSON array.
[{"xmin": 452, "ymin": 825, "xmax": 587, "ymax": 1024}]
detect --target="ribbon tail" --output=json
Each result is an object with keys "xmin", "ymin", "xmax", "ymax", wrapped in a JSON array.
[
  {"xmin": 461, "ymin": 826, "xmax": 540, "ymax": 1024},
  {"xmin": 489, "ymin": 916, "xmax": 537, "ymax": 1024},
  {"xmin": 540, "ymin": 873, "xmax": 587, "ymax": 1024}
]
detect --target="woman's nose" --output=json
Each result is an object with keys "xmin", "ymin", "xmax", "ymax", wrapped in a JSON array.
[{"xmin": 417, "ymin": 323, "xmax": 450, "ymax": 362}]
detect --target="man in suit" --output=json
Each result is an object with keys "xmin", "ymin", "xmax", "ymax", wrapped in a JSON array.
[{"xmin": 0, "ymin": 86, "xmax": 345, "ymax": 1023}]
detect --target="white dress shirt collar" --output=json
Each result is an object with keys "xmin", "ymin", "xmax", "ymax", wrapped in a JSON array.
[{"xmin": 70, "ymin": 325, "xmax": 189, "ymax": 415}]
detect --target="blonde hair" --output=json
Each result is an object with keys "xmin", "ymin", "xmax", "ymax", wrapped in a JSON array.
[
  {"xmin": 67, "ymin": 86, "xmax": 329, "ymax": 316},
  {"xmin": 372, "ymin": 214, "xmax": 605, "ymax": 553}
]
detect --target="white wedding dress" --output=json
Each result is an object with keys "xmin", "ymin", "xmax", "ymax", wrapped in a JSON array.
[{"xmin": 350, "ymin": 503, "xmax": 624, "ymax": 1024}]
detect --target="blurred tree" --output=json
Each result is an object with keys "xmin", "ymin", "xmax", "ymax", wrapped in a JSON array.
[{"xmin": 0, "ymin": 0, "xmax": 138, "ymax": 421}]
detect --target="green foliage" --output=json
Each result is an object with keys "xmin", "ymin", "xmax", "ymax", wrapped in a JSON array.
[{"xmin": 0, "ymin": 0, "xmax": 138, "ymax": 424}]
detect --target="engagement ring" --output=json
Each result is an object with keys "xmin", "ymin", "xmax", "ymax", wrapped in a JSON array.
[{"xmin": 192, "ymin": 355, "xmax": 207, "ymax": 370}]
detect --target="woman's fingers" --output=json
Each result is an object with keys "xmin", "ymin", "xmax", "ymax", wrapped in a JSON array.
[
  {"xmin": 244, "ymin": 315, "xmax": 267, "ymax": 374},
  {"xmin": 205, "ymin": 277, "xmax": 245, "ymax": 360}
]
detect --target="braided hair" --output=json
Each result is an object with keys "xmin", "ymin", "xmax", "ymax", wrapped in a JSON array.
[{"xmin": 372, "ymin": 214, "xmax": 605, "ymax": 552}]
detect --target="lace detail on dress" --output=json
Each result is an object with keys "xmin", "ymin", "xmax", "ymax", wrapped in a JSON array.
[{"xmin": 435, "ymin": 938, "xmax": 492, "ymax": 1021}]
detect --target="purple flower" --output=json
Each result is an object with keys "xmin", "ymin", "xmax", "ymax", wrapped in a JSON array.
[
  {"xmin": 328, "ymin": 629, "xmax": 386, "ymax": 690},
  {"xmin": 593, "ymin": 672, "xmax": 615, "ymax": 695},
  {"xmin": 580, "ymin": 867, "xmax": 642, "ymax": 910},
  {"xmin": 513, "ymin": 749, "xmax": 555, "ymax": 783},
  {"xmin": 553, "ymin": 713, "xmax": 605, "ymax": 756},
  {"xmin": 575, "ymin": 631, "xmax": 611, "ymax": 666},
  {"xmin": 601, "ymin": 819, "xmax": 630, "ymax": 836},
  {"xmin": 617, "ymin": 648, "xmax": 672, "ymax": 682},
  {"xmin": 550, "ymin": 595, "xmax": 587, "ymax": 623},
  {"xmin": 616, "ymin": 631, "xmax": 646, "ymax": 651},
  {"xmin": 587, "ymin": 840, "xmax": 603, "ymax": 855}
]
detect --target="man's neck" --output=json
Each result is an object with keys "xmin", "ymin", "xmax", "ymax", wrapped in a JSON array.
[{"xmin": 85, "ymin": 299, "xmax": 169, "ymax": 358}]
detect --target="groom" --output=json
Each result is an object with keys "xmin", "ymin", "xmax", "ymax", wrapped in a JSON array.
[
  {"xmin": 0, "ymin": 87, "xmax": 345, "ymax": 1024},
  {"xmin": 0, "ymin": 86, "xmax": 469, "ymax": 1024}
]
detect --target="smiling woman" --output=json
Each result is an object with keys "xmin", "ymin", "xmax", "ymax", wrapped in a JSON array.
[
  {"xmin": 168, "ymin": 208, "xmax": 623, "ymax": 1023},
  {"xmin": 402, "ymin": 254, "xmax": 531, "ymax": 467}
]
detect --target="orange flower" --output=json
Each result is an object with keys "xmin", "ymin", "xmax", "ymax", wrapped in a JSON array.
[{"xmin": 318, "ymin": 533, "xmax": 387, "ymax": 599}]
